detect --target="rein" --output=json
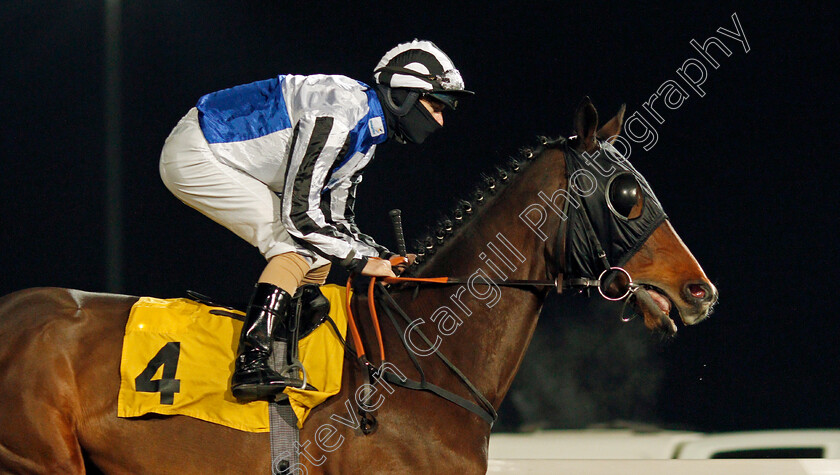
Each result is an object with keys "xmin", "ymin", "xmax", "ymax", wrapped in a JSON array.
[
  {"xmin": 335, "ymin": 139, "xmax": 667, "ymax": 432},
  {"xmin": 343, "ymin": 276, "xmax": 498, "ymax": 428},
  {"xmin": 340, "ymin": 271, "xmax": 618, "ymax": 432},
  {"xmin": 381, "ymin": 275, "xmax": 606, "ymax": 294}
]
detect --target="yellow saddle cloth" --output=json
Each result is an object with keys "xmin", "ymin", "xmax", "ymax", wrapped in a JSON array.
[{"xmin": 117, "ymin": 284, "xmax": 348, "ymax": 432}]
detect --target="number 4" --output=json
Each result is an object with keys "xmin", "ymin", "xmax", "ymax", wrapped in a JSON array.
[{"xmin": 135, "ymin": 342, "xmax": 181, "ymax": 405}]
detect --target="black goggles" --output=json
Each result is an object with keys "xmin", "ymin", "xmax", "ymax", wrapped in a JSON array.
[{"xmin": 426, "ymin": 92, "xmax": 460, "ymax": 110}]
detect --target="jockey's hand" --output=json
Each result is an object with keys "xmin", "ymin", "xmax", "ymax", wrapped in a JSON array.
[
  {"xmin": 389, "ymin": 254, "xmax": 416, "ymax": 275},
  {"xmin": 361, "ymin": 257, "xmax": 396, "ymax": 278}
]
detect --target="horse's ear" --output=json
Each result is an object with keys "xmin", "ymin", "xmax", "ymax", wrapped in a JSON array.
[
  {"xmin": 596, "ymin": 103, "xmax": 627, "ymax": 143},
  {"xmin": 574, "ymin": 96, "xmax": 599, "ymax": 152}
]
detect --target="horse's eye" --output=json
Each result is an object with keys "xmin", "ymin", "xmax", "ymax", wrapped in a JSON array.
[{"xmin": 607, "ymin": 172, "xmax": 644, "ymax": 220}]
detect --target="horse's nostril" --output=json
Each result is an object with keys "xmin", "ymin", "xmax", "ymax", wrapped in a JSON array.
[{"xmin": 688, "ymin": 284, "xmax": 706, "ymax": 300}]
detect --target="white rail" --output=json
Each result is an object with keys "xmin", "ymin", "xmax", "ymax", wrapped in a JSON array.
[{"xmin": 488, "ymin": 459, "xmax": 840, "ymax": 474}]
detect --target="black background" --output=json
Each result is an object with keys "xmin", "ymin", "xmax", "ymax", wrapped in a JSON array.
[{"xmin": 2, "ymin": 1, "xmax": 838, "ymax": 433}]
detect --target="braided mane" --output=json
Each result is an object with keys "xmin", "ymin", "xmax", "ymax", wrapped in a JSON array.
[{"xmin": 406, "ymin": 136, "xmax": 567, "ymax": 275}]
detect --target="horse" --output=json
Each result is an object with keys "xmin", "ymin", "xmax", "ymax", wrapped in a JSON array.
[{"xmin": 0, "ymin": 98, "xmax": 717, "ymax": 474}]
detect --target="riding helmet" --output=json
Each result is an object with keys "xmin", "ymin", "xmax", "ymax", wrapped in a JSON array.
[{"xmin": 373, "ymin": 40, "xmax": 473, "ymax": 144}]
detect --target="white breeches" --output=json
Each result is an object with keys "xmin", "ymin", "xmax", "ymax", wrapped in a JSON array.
[{"xmin": 159, "ymin": 108, "xmax": 329, "ymax": 268}]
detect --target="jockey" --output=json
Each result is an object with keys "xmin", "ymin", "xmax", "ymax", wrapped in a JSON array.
[{"xmin": 159, "ymin": 40, "xmax": 473, "ymax": 402}]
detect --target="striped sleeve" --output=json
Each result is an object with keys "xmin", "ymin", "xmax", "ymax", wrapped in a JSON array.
[
  {"xmin": 328, "ymin": 169, "xmax": 392, "ymax": 259},
  {"xmin": 281, "ymin": 115, "xmax": 383, "ymax": 271}
]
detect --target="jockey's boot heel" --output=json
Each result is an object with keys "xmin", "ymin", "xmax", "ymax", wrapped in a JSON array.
[{"xmin": 231, "ymin": 283, "xmax": 297, "ymax": 402}]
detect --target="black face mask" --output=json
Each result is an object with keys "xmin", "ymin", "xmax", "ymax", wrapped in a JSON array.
[
  {"xmin": 397, "ymin": 100, "xmax": 442, "ymax": 144},
  {"xmin": 377, "ymin": 87, "xmax": 442, "ymax": 144}
]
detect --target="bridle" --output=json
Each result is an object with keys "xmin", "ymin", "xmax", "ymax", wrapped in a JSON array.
[
  {"xmin": 341, "ymin": 139, "xmax": 667, "ymax": 431},
  {"xmin": 342, "ymin": 269, "xmax": 644, "ymax": 432}
]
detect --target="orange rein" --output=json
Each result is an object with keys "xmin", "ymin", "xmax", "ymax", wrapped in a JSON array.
[
  {"xmin": 368, "ymin": 277, "xmax": 385, "ymax": 362},
  {"xmin": 343, "ymin": 276, "xmax": 365, "ymax": 359},
  {"xmin": 344, "ymin": 275, "xmax": 452, "ymax": 364}
]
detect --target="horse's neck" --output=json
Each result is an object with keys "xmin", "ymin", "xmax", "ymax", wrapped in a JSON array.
[
  {"xmin": 420, "ymin": 147, "xmax": 567, "ymax": 282},
  {"xmin": 408, "ymin": 149, "xmax": 568, "ymax": 405}
]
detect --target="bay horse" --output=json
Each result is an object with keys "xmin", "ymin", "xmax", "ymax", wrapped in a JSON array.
[{"xmin": 0, "ymin": 99, "xmax": 716, "ymax": 474}]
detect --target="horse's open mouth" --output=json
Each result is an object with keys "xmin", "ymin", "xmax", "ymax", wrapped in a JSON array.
[
  {"xmin": 643, "ymin": 286, "xmax": 672, "ymax": 314},
  {"xmin": 636, "ymin": 284, "xmax": 678, "ymax": 335}
]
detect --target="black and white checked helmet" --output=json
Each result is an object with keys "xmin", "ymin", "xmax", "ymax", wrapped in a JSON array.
[{"xmin": 374, "ymin": 39, "xmax": 473, "ymax": 109}]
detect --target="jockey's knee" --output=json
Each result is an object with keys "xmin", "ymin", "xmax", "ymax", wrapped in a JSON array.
[
  {"xmin": 258, "ymin": 252, "xmax": 311, "ymax": 295},
  {"xmin": 302, "ymin": 264, "xmax": 331, "ymax": 286}
]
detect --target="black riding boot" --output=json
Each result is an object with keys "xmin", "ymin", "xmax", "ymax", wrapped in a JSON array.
[{"xmin": 231, "ymin": 283, "xmax": 297, "ymax": 402}]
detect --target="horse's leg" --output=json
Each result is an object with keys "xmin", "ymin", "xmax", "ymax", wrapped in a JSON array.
[
  {"xmin": 0, "ymin": 391, "xmax": 85, "ymax": 474},
  {"xmin": 0, "ymin": 289, "xmax": 93, "ymax": 474}
]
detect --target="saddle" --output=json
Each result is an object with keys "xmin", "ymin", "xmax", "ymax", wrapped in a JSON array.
[
  {"xmin": 118, "ymin": 284, "xmax": 349, "ymax": 432},
  {"xmin": 190, "ymin": 284, "xmax": 333, "ymax": 392},
  {"xmin": 188, "ymin": 283, "xmax": 331, "ymax": 340},
  {"xmin": 288, "ymin": 284, "xmax": 332, "ymax": 340}
]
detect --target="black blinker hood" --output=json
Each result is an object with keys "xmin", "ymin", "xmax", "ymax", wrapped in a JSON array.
[{"xmin": 562, "ymin": 141, "xmax": 668, "ymax": 279}]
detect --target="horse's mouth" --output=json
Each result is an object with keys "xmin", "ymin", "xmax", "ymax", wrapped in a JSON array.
[
  {"xmin": 643, "ymin": 286, "xmax": 672, "ymax": 314},
  {"xmin": 635, "ymin": 284, "xmax": 678, "ymax": 335}
]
